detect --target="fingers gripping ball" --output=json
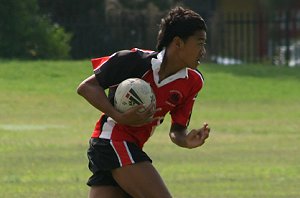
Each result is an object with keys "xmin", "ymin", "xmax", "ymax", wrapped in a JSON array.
[{"xmin": 114, "ymin": 78, "xmax": 156, "ymax": 113}]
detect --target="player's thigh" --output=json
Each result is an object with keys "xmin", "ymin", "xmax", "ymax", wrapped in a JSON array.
[
  {"xmin": 89, "ymin": 186, "xmax": 131, "ymax": 198},
  {"xmin": 112, "ymin": 161, "xmax": 172, "ymax": 198}
]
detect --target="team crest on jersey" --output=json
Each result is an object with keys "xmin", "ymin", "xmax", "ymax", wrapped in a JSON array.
[
  {"xmin": 126, "ymin": 88, "xmax": 143, "ymax": 106},
  {"xmin": 166, "ymin": 90, "xmax": 182, "ymax": 107}
]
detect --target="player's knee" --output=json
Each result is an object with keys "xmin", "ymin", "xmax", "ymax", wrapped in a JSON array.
[
  {"xmin": 89, "ymin": 186, "xmax": 126, "ymax": 198},
  {"xmin": 128, "ymin": 189, "xmax": 172, "ymax": 198}
]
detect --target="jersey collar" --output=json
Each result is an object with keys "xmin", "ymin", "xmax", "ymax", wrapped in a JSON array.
[{"xmin": 151, "ymin": 49, "xmax": 188, "ymax": 87}]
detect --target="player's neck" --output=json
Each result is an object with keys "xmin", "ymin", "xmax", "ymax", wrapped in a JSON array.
[{"xmin": 158, "ymin": 59, "xmax": 182, "ymax": 83}]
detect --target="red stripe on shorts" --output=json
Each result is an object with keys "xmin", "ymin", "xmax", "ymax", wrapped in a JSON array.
[{"xmin": 110, "ymin": 141, "xmax": 134, "ymax": 167}]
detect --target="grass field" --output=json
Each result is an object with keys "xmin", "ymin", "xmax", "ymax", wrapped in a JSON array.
[{"xmin": 0, "ymin": 60, "xmax": 299, "ymax": 198}]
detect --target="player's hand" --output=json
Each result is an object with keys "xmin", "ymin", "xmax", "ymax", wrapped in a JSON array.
[
  {"xmin": 115, "ymin": 103, "xmax": 156, "ymax": 126},
  {"xmin": 185, "ymin": 123, "xmax": 210, "ymax": 148}
]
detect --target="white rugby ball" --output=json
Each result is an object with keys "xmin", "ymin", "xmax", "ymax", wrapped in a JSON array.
[{"xmin": 114, "ymin": 78, "xmax": 156, "ymax": 113}]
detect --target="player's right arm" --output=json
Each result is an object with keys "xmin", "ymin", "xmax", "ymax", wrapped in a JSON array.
[{"xmin": 77, "ymin": 74, "xmax": 154, "ymax": 126}]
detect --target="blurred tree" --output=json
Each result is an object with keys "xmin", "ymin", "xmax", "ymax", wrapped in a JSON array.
[
  {"xmin": 38, "ymin": 0, "xmax": 181, "ymax": 58},
  {"xmin": 0, "ymin": 0, "xmax": 71, "ymax": 59},
  {"xmin": 39, "ymin": 0, "xmax": 105, "ymax": 59},
  {"xmin": 260, "ymin": 0, "xmax": 300, "ymax": 10},
  {"xmin": 183, "ymin": 0, "xmax": 216, "ymax": 20},
  {"xmin": 118, "ymin": 0, "xmax": 174, "ymax": 10}
]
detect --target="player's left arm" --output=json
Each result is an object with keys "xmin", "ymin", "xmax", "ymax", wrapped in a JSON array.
[
  {"xmin": 169, "ymin": 71, "xmax": 210, "ymax": 148},
  {"xmin": 169, "ymin": 123, "xmax": 210, "ymax": 149}
]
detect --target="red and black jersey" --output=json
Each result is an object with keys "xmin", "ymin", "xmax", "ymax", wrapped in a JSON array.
[{"xmin": 91, "ymin": 48, "xmax": 204, "ymax": 148}]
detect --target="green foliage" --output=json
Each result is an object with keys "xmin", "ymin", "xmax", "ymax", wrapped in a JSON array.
[
  {"xmin": 38, "ymin": 0, "xmax": 176, "ymax": 58},
  {"xmin": 119, "ymin": 0, "xmax": 174, "ymax": 10},
  {"xmin": 260, "ymin": 0, "xmax": 299, "ymax": 9},
  {"xmin": 0, "ymin": 0, "xmax": 71, "ymax": 59},
  {"xmin": 38, "ymin": 0, "xmax": 106, "ymax": 59}
]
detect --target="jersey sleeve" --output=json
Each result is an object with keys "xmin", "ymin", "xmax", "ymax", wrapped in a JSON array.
[
  {"xmin": 91, "ymin": 49, "xmax": 152, "ymax": 89},
  {"xmin": 170, "ymin": 73, "xmax": 203, "ymax": 127}
]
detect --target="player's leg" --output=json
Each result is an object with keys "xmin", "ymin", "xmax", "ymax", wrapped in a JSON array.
[
  {"xmin": 112, "ymin": 161, "xmax": 172, "ymax": 198},
  {"xmin": 89, "ymin": 186, "xmax": 130, "ymax": 198},
  {"xmin": 87, "ymin": 171, "xmax": 132, "ymax": 198},
  {"xmin": 87, "ymin": 138, "xmax": 132, "ymax": 198}
]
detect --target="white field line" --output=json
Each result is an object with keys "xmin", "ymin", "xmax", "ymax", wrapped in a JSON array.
[{"xmin": 0, "ymin": 124, "xmax": 68, "ymax": 131}]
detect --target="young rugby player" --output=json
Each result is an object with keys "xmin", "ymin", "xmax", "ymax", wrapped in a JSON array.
[{"xmin": 77, "ymin": 6, "xmax": 211, "ymax": 198}]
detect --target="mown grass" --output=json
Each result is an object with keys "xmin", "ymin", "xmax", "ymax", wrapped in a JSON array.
[{"xmin": 0, "ymin": 60, "xmax": 299, "ymax": 198}]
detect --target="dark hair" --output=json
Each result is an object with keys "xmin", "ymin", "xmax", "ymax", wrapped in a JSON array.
[{"xmin": 156, "ymin": 7, "xmax": 207, "ymax": 52}]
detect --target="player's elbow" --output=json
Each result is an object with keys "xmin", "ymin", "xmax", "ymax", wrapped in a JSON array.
[
  {"xmin": 77, "ymin": 82, "xmax": 87, "ymax": 96},
  {"xmin": 77, "ymin": 75, "xmax": 97, "ymax": 96}
]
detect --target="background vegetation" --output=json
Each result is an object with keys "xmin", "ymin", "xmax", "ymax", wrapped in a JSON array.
[
  {"xmin": 0, "ymin": 0, "xmax": 175, "ymax": 59},
  {"xmin": 0, "ymin": 61, "xmax": 299, "ymax": 197},
  {"xmin": 2, "ymin": 0, "xmax": 299, "ymax": 60},
  {"xmin": 0, "ymin": 0, "xmax": 71, "ymax": 59}
]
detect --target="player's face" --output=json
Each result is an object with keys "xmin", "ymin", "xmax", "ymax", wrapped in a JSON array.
[{"xmin": 180, "ymin": 30, "xmax": 207, "ymax": 69}]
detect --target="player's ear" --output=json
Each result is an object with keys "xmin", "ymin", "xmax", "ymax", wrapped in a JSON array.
[{"xmin": 173, "ymin": 36, "xmax": 184, "ymax": 49}]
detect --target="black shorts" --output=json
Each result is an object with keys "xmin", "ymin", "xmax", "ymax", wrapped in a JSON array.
[{"xmin": 86, "ymin": 138, "xmax": 152, "ymax": 187}]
